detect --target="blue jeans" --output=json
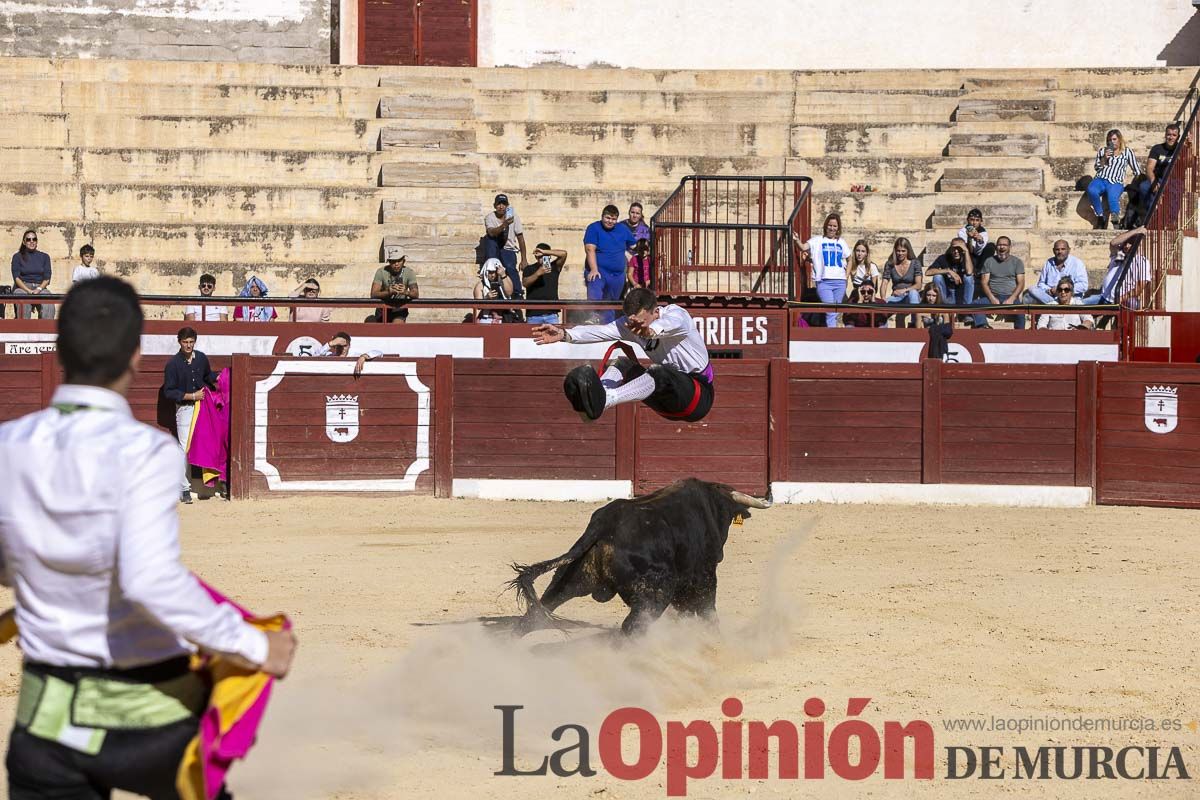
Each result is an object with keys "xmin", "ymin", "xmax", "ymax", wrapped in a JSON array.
[
  {"xmin": 816, "ymin": 278, "xmax": 846, "ymax": 328},
  {"xmin": 586, "ymin": 270, "xmax": 625, "ymax": 323},
  {"xmin": 1024, "ymin": 285, "xmax": 1056, "ymax": 305},
  {"xmin": 931, "ymin": 274, "xmax": 974, "ymax": 306},
  {"xmin": 1087, "ymin": 177, "xmax": 1124, "ymax": 218},
  {"xmin": 527, "ymin": 312, "xmax": 560, "ymax": 324},
  {"xmin": 885, "ymin": 289, "xmax": 919, "ymax": 327},
  {"xmin": 972, "ymin": 289, "xmax": 1026, "ymax": 329}
]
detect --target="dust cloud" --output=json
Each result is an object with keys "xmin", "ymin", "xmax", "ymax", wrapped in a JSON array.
[{"xmin": 235, "ymin": 527, "xmax": 810, "ymax": 798}]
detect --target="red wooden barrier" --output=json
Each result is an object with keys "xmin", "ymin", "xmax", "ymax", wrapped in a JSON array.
[{"xmin": 1096, "ymin": 363, "xmax": 1200, "ymax": 508}]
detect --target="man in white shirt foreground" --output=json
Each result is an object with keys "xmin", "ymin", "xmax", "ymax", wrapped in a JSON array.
[
  {"xmin": 532, "ymin": 287, "xmax": 714, "ymax": 422},
  {"xmin": 0, "ymin": 276, "xmax": 296, "ymax": 799}
]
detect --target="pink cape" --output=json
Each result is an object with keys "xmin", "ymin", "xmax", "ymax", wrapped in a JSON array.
[
  {"xmin": 181, "ymin": 580, "xmax": 288, "ymax": 800},
  {"xmin": 187, "ymin": 368, "xmax": 231, "ymax": 485}
]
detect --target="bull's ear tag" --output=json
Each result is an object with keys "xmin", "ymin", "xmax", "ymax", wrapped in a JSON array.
[{"xmin": 732, "ymin": 514, "xmax": 744, "ymax": 526}]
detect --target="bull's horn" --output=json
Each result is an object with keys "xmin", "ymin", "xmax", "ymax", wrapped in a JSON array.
[{"xmin": 730, "ymin": 490, "xmax": 772, "ymax": 509}]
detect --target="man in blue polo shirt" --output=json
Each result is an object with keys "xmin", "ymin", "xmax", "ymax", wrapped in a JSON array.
[{"xmin": 583, "ymin": 204, "xmax": 637, "ymax": 323}]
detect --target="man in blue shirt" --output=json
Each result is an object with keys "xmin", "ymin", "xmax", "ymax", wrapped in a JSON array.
[
  {"xmin": 162, "ymin": 327, "xmax": 218, "ymax": 503},
  {"xmin": 583, "ymin": 204, "xmax": 637, "ymax": 323}
]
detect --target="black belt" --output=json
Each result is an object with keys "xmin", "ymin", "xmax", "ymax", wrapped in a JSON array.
[{"xmin": 23, "ymin": 656, "xmax": 193, "ymax": 686}]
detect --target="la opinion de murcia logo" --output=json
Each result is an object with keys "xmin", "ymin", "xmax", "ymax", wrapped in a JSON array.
[
  {"xmin": 1144, "ymin": 385, "xmax": 1178, "ymax": 434},
  {"xmin": 325, "ymin": 394, "xmax": 360, "ymax": 443}
]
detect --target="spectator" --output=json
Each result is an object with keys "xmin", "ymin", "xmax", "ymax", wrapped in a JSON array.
[
  {"xmin": 233, "ymin": 276, "xmax": 277, "ymax": 322},
  {"xmin": 12, "ymin": 228, "xmax": 54, "ymax": 320},
  {"xmin": 1083, "ymin": 227, "xmax": 1151, "ymax": 328},
  {"xmin": 881, "ymin": 237, "xmax": 922, "ymax": 328},
  {"xmin": 626, "ymin": 239, "xmax": 652, "ymax": 290},
  {"xmin": 925, "ymin": 238, "xmax": 975, "ymax": 316},
  {"xmin": 290, "ymin": 277, "xmax": 332, "ymax": 323},
  {"xmin": 1037, "ymin": 278, "xmax": 1094, "ymax": 330},
  {"xmin": 795, "ymin": 212, "xmax": 850, "ymax": 328},
  {"xmin": 523, "ymin": 242, "xmax": 567, "ymax": 324},
  {"xmin": 473, "ymin": 257, "xmax": 517, "ymax": 323},
  {"xmin": 162, "ymin": 326, "xmax": 218, "ymax": 504},
  {"xmin": 483, "ymin": 193, "xmax": 527, "ymax": 298},
  {"xmin": 309, "ymin": 331, "xmax": 382, "ymax": 376},
  {"xmin": 957, "ymin": 208, "xmax": 994, "ymax": 264},
  {"xmin": 917, "ymin": 284, "xmax": 953, "ymax": 329},
  {"xmin": 584, "ymin": 204, "xmax": 637, "ymax": 324},
  {"xmin": 71, "ymin": 244, "xmax": 100, "ymax": 284},
  {"xmin": 184, "ymin": 273, "xmax": 229, "ymax": 322},
  {"xmin": 847, "ymin": 239, "xmax": 880, "ymax": 296},
  {"xmin": 1087, "ymin": 128, "xmax": 1140, "ymax": 229},
  {"xmin": 841, "ymin": 283, "xmax": 887, "ymax": 328},
  {"xmin": 918, "ymin": 284, "xmax": 955, "ymax": 359},
  {"xmin": 370, "ymin": 248, "xmax": 419, "ymax": 323},
  {"xmin": 1026, "ymin": 240, "xmax": 1088, "ymax": 304},
  {"xmin": 622, "ymin": 202, "xmax": 650, "ymax": 244},
  {"xmin": 1135, "ymin": 122, "xmax": 1181, "ymax": 224},
  {"xmin": 971, "ymin": 235, "xmax": 1026, "ymax": 330}
]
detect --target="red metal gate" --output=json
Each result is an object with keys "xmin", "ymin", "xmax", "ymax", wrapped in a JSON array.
[{"xmin": 359, "ymin": 0, "xmax": 476, "ymax": 66}]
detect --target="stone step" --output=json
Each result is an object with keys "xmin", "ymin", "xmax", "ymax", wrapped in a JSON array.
[
  {"xmin": 948, "ymin": 133, "xmax": 1049, "ymax": 157},
  {"xmin": 1, "ymin": 81, "xmax": 383, "ymax": 118},
  {"xmin": 940, "ymin": 167, "xmax": 1044, "ymax": 192},
  {"xmin": 0, "ymin": 221, "xmax": 377, "ymax": 265},
  {"xmin": 474, "ymin": 120, "xmax": 792, "ymax": 159},
  {"xmin": 380, "ymin": 127, "xmax": 478, "ymax": 153},
  {"xmin": 956, "ymin": 99, "xmax": 1055, "ymax": 122},
  {"xmin": 82, "ymin": 183, "xmax": 379, "ymax": 225},
  {"xmin": 64, "ymin": 114, "xmax": 381, "ymax": 151},
  {"xmin": 379, "ymin": 160, "xmax": 481, "ymax": 188},
  {"xmin": 962, "ymin": 77, "xmax": 1059, "ymax": 91},
  {"xmin": 379, "ymin": 95, "xmax": 476, "ymax": 120},
  {"xmin": 0, "ymin": 57, "xmax": 389, "ymax": 88},
  {"xmin": 932, "ymin": 204, "xmax": 1036, "ymax": 229},
  {"xmin": 3, "ymin": 148, "xmax": 382, "ymax": 186},
  {"xmin": 790, "ymin": 123, "xmax": 951, "ymax": 157},
  {"xmin": 474, "ymin": 90, "xmax": 797, "ymax": 124}
]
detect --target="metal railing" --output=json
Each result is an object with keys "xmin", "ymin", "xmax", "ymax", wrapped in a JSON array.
[
  {"xmin": 1119, "ymin": 74, "xmax": 1200, "ymax": 351},
  {"xmin": 649, "ymin": 175, "xmax": 813, "ymax": 301}
]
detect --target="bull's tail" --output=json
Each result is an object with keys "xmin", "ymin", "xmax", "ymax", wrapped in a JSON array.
[{"xmin": 505, "ymin": 552, "xmax": 575, "ymax": 625}]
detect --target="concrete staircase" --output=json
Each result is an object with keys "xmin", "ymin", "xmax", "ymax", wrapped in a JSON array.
[{"xmin": 0, "ymin": 57, "xmax": 1193, "ymax": 319}]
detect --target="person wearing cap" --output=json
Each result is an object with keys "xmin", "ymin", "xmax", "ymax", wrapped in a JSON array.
[
  {"xmin": 483, "ymin": 193, "xmax": 528, "ymax": 299},
  {"xmin": 473, "ymin": 257, "xmax": 517, "ymax": 323},
  {"xmin": 370, "ymin": 248, "xmax": 419, "ymax": 323}
]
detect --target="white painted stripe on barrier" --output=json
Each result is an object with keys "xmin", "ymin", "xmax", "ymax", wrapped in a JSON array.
[
  {"xmin": 142, "ymin": 333, "xmax": 278, "ymax": 356},
  {"xmin": 330, "ymin": 336, "xmax": 484, "ymax": 359},
  {"xmin": 789, "ymin": 340, "xmax": 925, "ymax": 363},
  {"xmin": 452, "ymin": 479, "xmax": 633, "ymax": 502},
  {"xmin": 509, "ymin": 338, "xmax": 647, "ymax": 360},
  {"xmin": 979, "ymin": 343, "xmax": 1118, "ymax": 364},
  {"xmin": 770, "ymin": 482, "xmax": 1093, "ymax": 508}
]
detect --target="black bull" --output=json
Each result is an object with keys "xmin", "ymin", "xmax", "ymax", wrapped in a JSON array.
[{"xmin": 507, "ymin": 479, "xmax": 771, "ymax": 634}]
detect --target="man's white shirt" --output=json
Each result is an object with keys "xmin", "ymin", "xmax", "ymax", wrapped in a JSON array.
[
  {"xmin": 563, "ymin": 304, "xmax": 710, "ymax": 374},
  {"xmin": 0, "ymin": 384, "xmax": 267, "ymax": 669},
  {"xmin": 184, "ymin": 304, "xmax": 229, "ymax": 321}
]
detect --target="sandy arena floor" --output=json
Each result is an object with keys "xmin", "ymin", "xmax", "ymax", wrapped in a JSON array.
[{"xmin": 0, "ymin": 496, "xmax": 1196, "ymax": 799}]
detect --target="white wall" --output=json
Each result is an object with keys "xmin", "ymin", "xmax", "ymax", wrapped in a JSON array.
[{"xmin": 477, "ymin": 0, "xmax": 1199, "ymax": 69}]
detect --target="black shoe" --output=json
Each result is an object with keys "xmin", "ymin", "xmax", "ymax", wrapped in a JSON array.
[
  {"xmin": 564, "ymin": 365, "xmax": 606, "ymax": 421},
  {"xmin": 180, "ymin": 491, "xmax": 192, "ymax": 505}
]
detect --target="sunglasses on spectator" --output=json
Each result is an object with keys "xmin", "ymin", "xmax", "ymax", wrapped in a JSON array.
[
  {"xmin": 1056, "ymin": 287, "xmax": 1073, "ymax": 293},
  {"xmin": 303, "ymin": 287, "xmax": 318, "ymax": 294},
  {"xmin": 200, "ymin": 282, "xmax": 215, "ymax": 289},
  {"xmin": 23, "ymin": 236, "xmax": 36, "ymax": 242}
]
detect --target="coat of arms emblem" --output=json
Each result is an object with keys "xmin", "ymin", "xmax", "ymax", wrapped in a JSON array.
[
  {"xmin": 326, "ymin": 394, "xmax": 360, "ymax": 442},
  {"xmin": 1144, "ymin": 385, "xmax": 1178, "ymax": 434}
]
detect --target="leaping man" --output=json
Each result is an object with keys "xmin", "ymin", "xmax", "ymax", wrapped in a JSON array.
[{"xmin": 532, "ymin": 287, "xmax": 714, "ymax": 422}]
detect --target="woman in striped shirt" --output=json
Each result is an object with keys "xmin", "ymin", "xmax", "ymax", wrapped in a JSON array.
[{"xmin": 1086, "ymin": 129, "xmax": 1140, "ymax": 229}]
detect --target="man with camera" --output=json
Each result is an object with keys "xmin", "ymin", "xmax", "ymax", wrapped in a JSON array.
[
  {"xmin": 473, "ymin": 257, "xmax": 519, "ymax": 323},
  {"xmin": 522, "ymin": 242, "xmax": 567, "ymax": 324},
  {"xmin": 483, "ymin": 193, "xmax": 528, "ymax": 299},
  {"xmin": 370, "ymin": 247, "xmax": 419, "ymax": 323}
]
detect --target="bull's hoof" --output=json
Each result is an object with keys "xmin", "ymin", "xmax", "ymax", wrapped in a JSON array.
[{"xmin": 564, "ymin": 365, "xmax": 605, "ymax": 421}]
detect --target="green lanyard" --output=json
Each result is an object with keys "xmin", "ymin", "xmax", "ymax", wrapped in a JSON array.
[{"xmin": 51, "ymin": 403, "xmax": 112, "ymax": 415}]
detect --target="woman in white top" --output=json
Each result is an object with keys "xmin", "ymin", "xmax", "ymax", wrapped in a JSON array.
[
  {"xmin": 797, "ymin": 212, "xmax": 850, "ymax": 328},
  {"xmin": 70, "ymin": 244, "xmax": 99, "ymax": 283},
  {"xmin": 846, "ymin": 239, "xmax": 880, "ymax": 297}
]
